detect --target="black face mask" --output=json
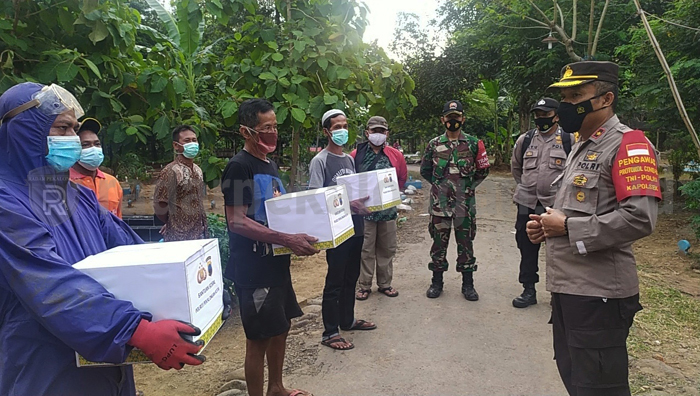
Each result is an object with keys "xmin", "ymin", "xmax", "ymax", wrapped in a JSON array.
[
  {"xmin": 445, "ymin": 119, "xmax": 462, "ymax": 132},
  {"xmin": 557, "ymin": 94, "xmax": 607, "ymax": 134},
  {"xmin": 534, "ymin": 116, "xmax": 556, "ymax": 132}
]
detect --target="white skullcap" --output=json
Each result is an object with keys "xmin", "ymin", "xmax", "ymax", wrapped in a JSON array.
[{"xmin": 322, "ymin": 109, "xmax": 346, "ymax": 126}]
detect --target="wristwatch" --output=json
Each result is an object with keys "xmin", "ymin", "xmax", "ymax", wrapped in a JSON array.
[{"xmin": 564, "ymin": 216, "xmax": 569, "ymax": 236}]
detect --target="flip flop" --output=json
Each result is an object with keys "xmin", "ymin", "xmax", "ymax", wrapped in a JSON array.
[
  {"xmin": 378, "ymin": 287, "xmax": 399, "ymax": 297},
  {"xmin": 355, "ymin": 289, "xmax": 371, "ymax": 300},
  {"xmin": 321, "ymin": 337, "xmax": 354, "ymax": 350},
  {"xmin": 343, "ymin": 319, "xmax": 377, "ymax": 331}
]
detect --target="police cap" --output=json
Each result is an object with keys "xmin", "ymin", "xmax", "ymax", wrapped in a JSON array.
[{"xmin": 548, "ymin": 61, "xmax": 619, "ymax": 89}]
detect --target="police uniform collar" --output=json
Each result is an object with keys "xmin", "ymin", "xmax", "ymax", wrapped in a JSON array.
[
  {"xmin": 541, "ymin": 129, "xmax": 559, "ymax": 142},
  {"xmin": 439, "ymin": 131, "xmax": 467, "ymax": 143},
  {"xmin": 587, "ymin": 115, "xmax": 620, "ymax": 144}
]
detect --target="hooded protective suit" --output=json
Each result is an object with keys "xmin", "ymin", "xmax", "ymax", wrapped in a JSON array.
[{"xmin": 0, "ymin": 83, "xmax": 147, "ymax": 396}]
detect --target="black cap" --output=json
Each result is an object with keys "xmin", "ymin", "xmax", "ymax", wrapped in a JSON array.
[
  {"xmin": 530, "ymin": 97, "xmax": 559, "ymax": 112},
  {"xmin": 548, "ymin": 61, "xmax": 619, "ymax": 89},
  {"xmin": 79, "ymin": 117, "xmax": 102, "ymax": 134},
  {"xmin": 442, "ymin": 100, "xmax": 463, "ymax": 116}
]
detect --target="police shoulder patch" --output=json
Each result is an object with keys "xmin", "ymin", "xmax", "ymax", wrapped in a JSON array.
[{"xmin": 612, "ymin": 130, "xmax": 661, "ymax": 202}]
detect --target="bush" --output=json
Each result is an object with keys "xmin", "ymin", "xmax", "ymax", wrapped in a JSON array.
[
  {"xmin": 114, "ymin": 153, "xmax": 154, "ymax": 183},
  {"xmin": 679, "ymin": 179, "xmax": 700, "ymax": 241},
  {"xmin": 207, "ymin": 213, "xmax": 234, "ymax": 294}
]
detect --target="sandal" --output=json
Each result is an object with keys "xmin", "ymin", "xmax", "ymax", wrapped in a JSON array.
[
  {"xmin": 343, "ymin": 319, "xmax": 377, "ymax": 331},
  {"xmin": 321, "ymin": 336, "xmax": 354, "ymax": 350},
  {"xmin": 289, "ymin": 390, "xmax": 314, "ymax": 396},
  {"xmin": 378, "ymin": 287, "xmax": 399, "ymax": 297},
  {"xmin": 355, "ymin": 289, "xmax": 371, "ymax": 300}
]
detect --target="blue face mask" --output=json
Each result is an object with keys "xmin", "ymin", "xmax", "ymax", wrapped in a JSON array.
[
  {"xmin": 331, "ymin": 129, "xmax": 349, "ymax": 146},
  {"xmin": 78, "ymin": 146, "xmax": 104, "ymax": 171},
  {"xmin": 46, "ymin": 136, "xmax": 82, "ymax": 172},
  {"xmin": 178, "ymin": 142, "xmax": 199, "ymax": 159}
]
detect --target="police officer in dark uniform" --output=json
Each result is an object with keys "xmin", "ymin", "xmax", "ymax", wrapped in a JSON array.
[{"xmin": 527, "ymin": 61, "xmax": 661, "ymax": 396}]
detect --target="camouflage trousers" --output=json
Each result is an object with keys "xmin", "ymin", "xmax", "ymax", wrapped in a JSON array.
[{"xmin": 428, "ymin": 214, "xmax": 477, "ymax": 272}]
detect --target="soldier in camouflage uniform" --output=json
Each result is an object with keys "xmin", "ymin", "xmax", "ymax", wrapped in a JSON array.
[{"xmin": 420, "ymin": 100, "xmax": 490, "ymax": 301}]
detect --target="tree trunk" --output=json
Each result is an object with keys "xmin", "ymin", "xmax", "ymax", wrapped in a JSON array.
[
  {"xmin": 286, "ymin": 0, "xmax": 300, "ymax": 191},
  {"xmin": 506, "ymin": 111, "xmax": 514, "ymax": 165},
  {"xmin": 493, "ymin": 102, "xmax": 502, "ymax": 167},
  {"xmin": 519, "ymin": 96, "xmax": 530, "ymax": 133},
  {"xmin": 290, "ymin": 127, "xmax": 299, "ymax": 191}
]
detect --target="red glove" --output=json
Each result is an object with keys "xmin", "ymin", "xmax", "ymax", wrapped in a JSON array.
[{"xmin": 128, "ymin": 319, "xmax": 205, "ymax": 370}]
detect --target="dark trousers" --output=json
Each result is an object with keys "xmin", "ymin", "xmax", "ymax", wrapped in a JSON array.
[
  {"xmin": 515, "ymin": 203, "xmax": 545, "ymax": 284},
  {"xmin": 551, "ymin": 293, "xmax": 643, "ymax": 396},
  {"xmin": 322, "ymin": 236, "xmax": 363, "ymax": 339}
]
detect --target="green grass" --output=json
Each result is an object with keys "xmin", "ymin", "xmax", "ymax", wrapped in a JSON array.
[
  {"xmin": 407, "ymin": 170, "xmax": 422, "ymax": 181},
  {"xmin": 628, "ymin": 277, "xmax": 700, "ymax": 393},
  {"xmin": 631, "ymin": 281, "xmax": 700, "ymax": 346},
  {"xmin": 630, "ymin": 372, "xmax": 654, "ymax": 395}
]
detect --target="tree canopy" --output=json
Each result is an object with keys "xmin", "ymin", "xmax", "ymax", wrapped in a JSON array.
[
  {"xmin": 392, "ymin": 0, "xmax": 700, "ymax": 167},
  {"xmin": 0, "ymin": 0, "xmax": 416, "ymax": 188}
]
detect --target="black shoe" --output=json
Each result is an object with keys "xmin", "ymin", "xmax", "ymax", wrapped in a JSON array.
[
  {"xmin": 461, "ymin": 271, "xmax": 479, "ymax": 301},
  {"xmin": 461, "ymin": 285, "xmax": 479, "ymax": 301},
  {"xmin": 512, "ymin": 284, "xmax": 537, "ymax": 308},
  {"xmin": 426, "ymin": 282, "xmax": 443, "ymax": 298},
  {"xmin": 427, "ymin": 271, "xmax": 444, "ymax": 298}
]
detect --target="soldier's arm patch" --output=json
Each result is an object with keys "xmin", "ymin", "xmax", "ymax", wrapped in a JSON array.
[
  {"xmin": 476, "ymin": 140, "xmax": 490, "ymax": 170},
  {"xmin": 611, "ymin": 130, "xmax": 662, "ymax": 202}
]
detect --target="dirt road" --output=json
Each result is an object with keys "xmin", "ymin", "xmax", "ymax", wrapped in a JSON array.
[{"xmin": 286, "ymin": 174, "xmax": 567, "ymax": 395}]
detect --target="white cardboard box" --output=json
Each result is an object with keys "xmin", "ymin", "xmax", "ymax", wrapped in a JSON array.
[
  {"xmin": 337, "ymin": 168, "xmax": 401, "ymax": 212},
  {"xmin": 72, "ymin": 239, "xmax": 224, "ymax": 367},
  {"xmin": 265, "ymin": 185, "xmax": 355, "ymax": 255}
]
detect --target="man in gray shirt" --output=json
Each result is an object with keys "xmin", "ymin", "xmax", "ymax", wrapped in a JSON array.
[{"xmin": 308, "ymin": 109, "xmax": 376, "ymax": 351}]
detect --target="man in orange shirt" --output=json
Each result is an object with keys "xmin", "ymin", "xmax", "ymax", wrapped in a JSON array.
[{"xmin": 69, "ymin": 118, "xmax": 123, "ymax": 218}]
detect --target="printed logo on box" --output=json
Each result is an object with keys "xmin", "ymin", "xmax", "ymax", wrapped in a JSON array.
[{"xmin": 197, "ymin": 263, "xmax": 208, "ymax": 284}]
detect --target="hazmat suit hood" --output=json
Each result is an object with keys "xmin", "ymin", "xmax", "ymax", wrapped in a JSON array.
[
  {"xmin": 0, "ymin": 82, "xmax": 56, "ymax": 183},
  {"xmin": 0, "ymin": 83, "xmax": 148, "ymax": 395}
]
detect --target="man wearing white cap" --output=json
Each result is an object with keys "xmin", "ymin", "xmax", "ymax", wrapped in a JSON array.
[{"xmin": 308, "ymin": 109, "xmax": 376, "ymax": 351}]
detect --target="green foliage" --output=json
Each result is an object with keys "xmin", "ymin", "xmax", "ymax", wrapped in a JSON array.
[
  {"xmin": 616, "ymin": 0, "xmax": 700, "ymax": 161},
  {"xmin": 196, "ymin": 147, "xmax": 228, "ymax": 188},
  {"xmin": 393, "ymin": 0, "xmax": 700, "ymax": 166},
  {"xmin": 206, "ymin": 213, "xmax": 233, "ymax": 292},
  {"xmin": 665, "ymin": 133, "xmax": 699, "ymax": 184},
  {"xmin": 0, "ymin": 0, "xmax": 415, "ymax": 189},
  {"xmin": 114, "ymin": 152, "xmax": 153, "ymax": 183},
  {"xmin": 680, "ymin": 180, "xmax": 700, "ymax": 241}
]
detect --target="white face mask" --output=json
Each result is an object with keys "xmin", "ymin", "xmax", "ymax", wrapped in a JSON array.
[{"xmin": 368, "ymin": 132, "xmax": 387, "ymax": 146}]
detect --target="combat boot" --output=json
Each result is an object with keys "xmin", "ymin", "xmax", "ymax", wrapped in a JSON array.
[
  {"xmin": 426, "ymin": 271, "xmax": 444, "ymax": 298},
  {"xmin": 461, "ymin": 272, "xmax": 479, "ymax": 301},
  {"xmin": 512, "ymin": 283, "xmax": 537, "ymax": 308}
]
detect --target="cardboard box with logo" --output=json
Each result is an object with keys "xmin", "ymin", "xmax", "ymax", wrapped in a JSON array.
[
  {"xmin": 336, "ymin": 168, "xmax": 401, "ymax": 212},
  {"xmin": 265, "ymin": 185, "xmax": 355, "ymax": 255},
  {"xmin": 72, "ymin": 239, "xmax": 224, "ymax": 367}
]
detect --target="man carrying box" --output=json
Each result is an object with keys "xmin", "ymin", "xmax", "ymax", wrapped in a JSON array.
[
  {"xmin": 350, "ymin": 116, "xmax": 407, "ymax": 300},
  {"xmin": 308, "ymin": 109, "xmax": 377, "ymax": 351},
  {"xmin": 420, "ymin": 100, "xmax": 490, "ymax": 301},
  {"xmin": 0, "ymin": 82, "xmax": 207, "ymax": 396},
  {"xmin": 221, "ymin": 98, "xmax": 317, "ymax": 396}
]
